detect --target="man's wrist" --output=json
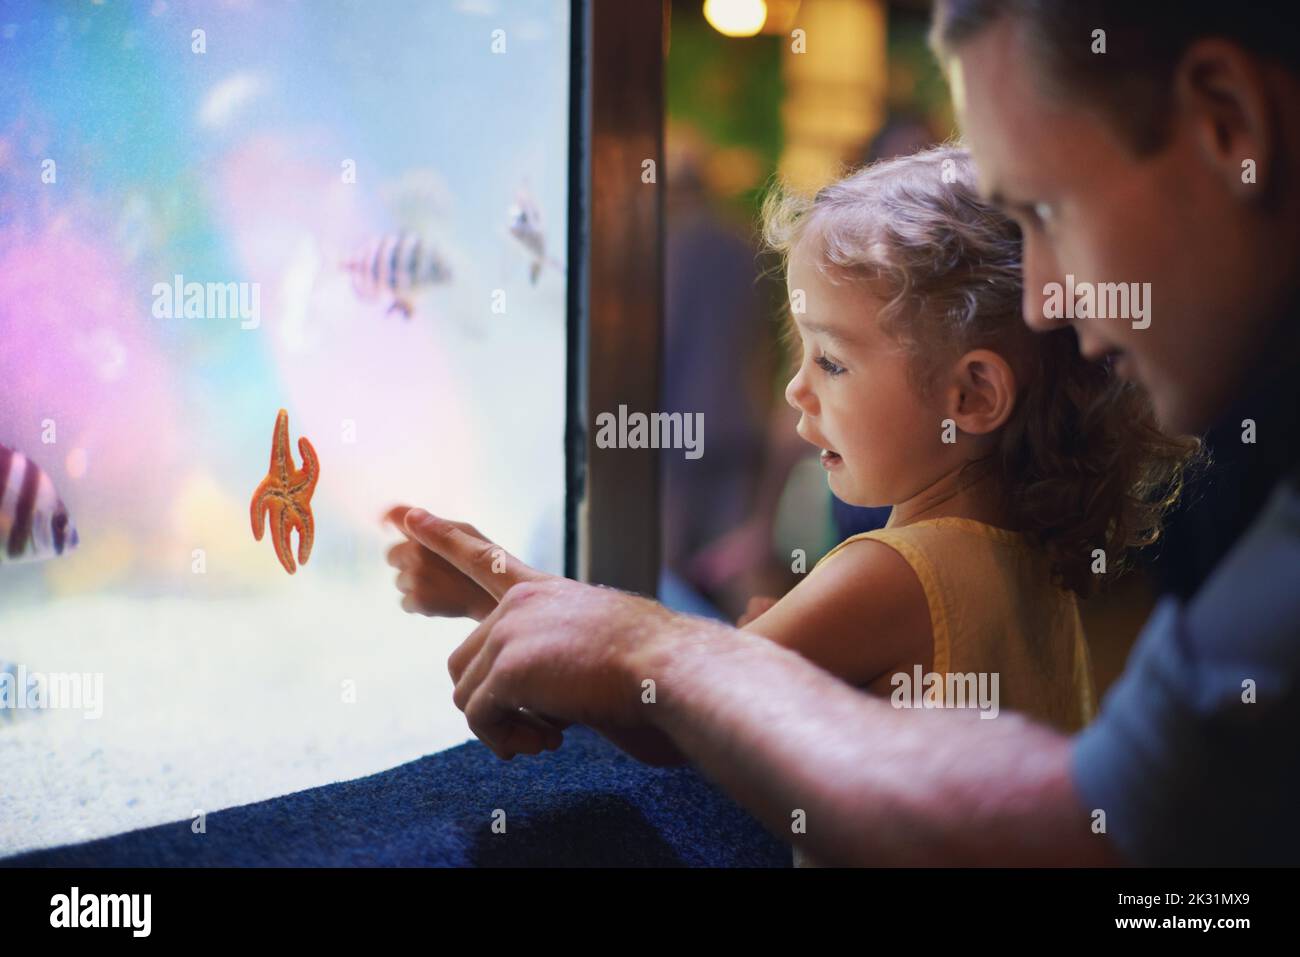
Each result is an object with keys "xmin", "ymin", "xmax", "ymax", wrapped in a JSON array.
[{"xmin": 623, "ymin": 609, "xmax": 752, "ymax": 730}]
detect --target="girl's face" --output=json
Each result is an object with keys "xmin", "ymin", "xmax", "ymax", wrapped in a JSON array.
[{"xmin": 784, "ymin": 243, "xmax": 952, "ymax": 507}]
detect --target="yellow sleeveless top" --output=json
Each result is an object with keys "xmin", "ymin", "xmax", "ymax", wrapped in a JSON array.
[
  {"xmin": 792, "ymin": 517, "xmax": 1096, "ymax": 868},
  {"xmin": 814, "ymin": 517, "xmax": 1096, "ymax": 730}
]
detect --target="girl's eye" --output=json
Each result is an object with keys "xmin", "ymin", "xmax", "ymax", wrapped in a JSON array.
[{"xmin": 815, "ymin": 355, "xmax": 846, "ymax": 377}]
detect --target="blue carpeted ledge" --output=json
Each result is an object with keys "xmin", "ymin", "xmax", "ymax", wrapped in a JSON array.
[{"xmin": 2, "ymin": 726, "xmax": 791, "ymax": 867}]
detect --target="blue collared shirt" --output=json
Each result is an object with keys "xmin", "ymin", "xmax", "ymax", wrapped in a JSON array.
[{"xmin": 1072, "ymin": 473, "xmax": 1300, "ymax": 864}]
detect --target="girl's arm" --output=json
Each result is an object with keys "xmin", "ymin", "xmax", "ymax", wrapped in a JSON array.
[
  {"xmin": 608, "ymin": 543, "xmax": 931, "ymax": 765},
  {"xmin": 740, "ymin": 540, "xmax": 933, "ymax": 689}
]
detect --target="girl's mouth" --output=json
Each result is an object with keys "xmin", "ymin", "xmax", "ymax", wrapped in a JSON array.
[{"xmin": 820, "ymin": 448, "xmax": 843, "ymax": 470}]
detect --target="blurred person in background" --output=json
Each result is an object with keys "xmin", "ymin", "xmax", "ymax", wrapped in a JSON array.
[{"xmin": 660, "ymin": 122, "xmax": 793, "ymax": 619}]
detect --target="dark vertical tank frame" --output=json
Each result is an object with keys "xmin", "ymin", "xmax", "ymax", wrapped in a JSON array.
[{"xmin": 566, "ymin": 0, "xmax": 665, "ymax": 596}]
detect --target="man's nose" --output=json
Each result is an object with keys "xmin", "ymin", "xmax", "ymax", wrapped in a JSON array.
[
  {"xmin": 1022, "ymin": 286, "xmax": 1054, "ymax": 332},
  {"xmin": 1021, "ymin": 238, "xmax": 1066, "ymax": 333}
]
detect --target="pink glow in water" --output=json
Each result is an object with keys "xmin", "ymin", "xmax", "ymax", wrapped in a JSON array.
[{"xmin": 0, "ymin": 220, "xmax": 183, "ymax": 548}]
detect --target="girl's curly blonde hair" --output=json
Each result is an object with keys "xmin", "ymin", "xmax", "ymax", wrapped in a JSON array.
[{"xmin": 761, "ymin": 144, "xmax": 1198, "ymax": 597}]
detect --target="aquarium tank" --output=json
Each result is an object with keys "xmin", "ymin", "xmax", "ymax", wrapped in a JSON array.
[{"xmin": 0, "ymin": 0, "xmax": 571, "ymax": 855}]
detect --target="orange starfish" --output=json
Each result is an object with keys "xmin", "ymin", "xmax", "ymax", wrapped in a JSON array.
[{"xmin": 250, "ymin": 408, "xmax": 319, "ymax": 575}]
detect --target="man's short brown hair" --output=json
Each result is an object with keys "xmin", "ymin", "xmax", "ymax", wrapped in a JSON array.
[{"xmin": 930, "ymin": 0, "xmax": 1300, "ymax": 155}]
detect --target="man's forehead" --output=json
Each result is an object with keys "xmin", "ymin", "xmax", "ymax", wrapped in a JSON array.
[
  {"xmin": 948, "ymin": 50, "xmax": 970, "ymax": 118},
  {"xmin": 946, "ymin": 20, "xmax": 1062, "ymax": 199}
]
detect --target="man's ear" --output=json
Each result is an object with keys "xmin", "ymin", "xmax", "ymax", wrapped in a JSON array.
[
  {"xmin": 1174, "ymin": 38, "xmax": 1276, "ymax": 199},
  {"xmin": 944, "ymin": 349, "xmax": 1017, "ymax": 436}
]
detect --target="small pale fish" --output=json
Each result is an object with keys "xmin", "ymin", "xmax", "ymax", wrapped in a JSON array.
[
  {"xmin": 341, "ymin": 231, "xmax": 452, "ymax": 320},
  {"xmin": 508, "ymin": 189, "xmax": 564, "ymax": 286},
  {"xmin": 0, "ymin": 444, "xmax": 80, "ymax": 565}
]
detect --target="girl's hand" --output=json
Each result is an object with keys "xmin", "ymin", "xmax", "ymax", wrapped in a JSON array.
[
  {"xmin": 737, "ymin": 595, "xmax": 778, "ymax": 627},
  {"xmin": 384, "ymin": 505, "xmax": 499, "ymax": 621}
]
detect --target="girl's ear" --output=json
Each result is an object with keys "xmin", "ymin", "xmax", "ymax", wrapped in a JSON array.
[{"xmin": 944, "ymin": 349, "xmax": 1017, "ymax": 435}]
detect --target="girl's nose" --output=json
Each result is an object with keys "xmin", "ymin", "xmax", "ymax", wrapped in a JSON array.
[{"xmin": 785, "ymin": 368, "xmax": 814, "ymax": 414}]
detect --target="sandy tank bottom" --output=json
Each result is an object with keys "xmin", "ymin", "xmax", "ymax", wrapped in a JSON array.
[{"xmin": 0, "ymin": 579, "xmax": 479, "ymax": 857}]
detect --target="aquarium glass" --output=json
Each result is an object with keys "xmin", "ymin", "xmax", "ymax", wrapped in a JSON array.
[{"xmin": 0, "ymin": 0, "xmax": 571, "ymax": 854}]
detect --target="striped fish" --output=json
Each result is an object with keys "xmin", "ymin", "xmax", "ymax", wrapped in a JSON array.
[
  {"xmin": 0, "ymin": 444, "xmax": 80, "ymax": 565},
  {"xmin": 341, "ymin": 232, "xmax": 452, "ymax": 320}
]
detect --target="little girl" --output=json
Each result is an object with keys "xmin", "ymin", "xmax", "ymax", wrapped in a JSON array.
[{"xmin": 748, "ymin": 145, "xmax": 1194, "ymax": 864}]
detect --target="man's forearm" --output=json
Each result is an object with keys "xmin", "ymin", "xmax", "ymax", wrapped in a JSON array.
[{"xmin": 633, "ymin": 620, "xmax": 1120, "ymax": 865}]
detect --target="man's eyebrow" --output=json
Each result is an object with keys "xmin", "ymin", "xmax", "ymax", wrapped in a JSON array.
[
  {"xmin": 985, "ymin": 184, "xmax": 1036, "ymax": 216},
  {"xmin": 986, "ymin": 187, "xmax": 1020, "ymax": 211}
]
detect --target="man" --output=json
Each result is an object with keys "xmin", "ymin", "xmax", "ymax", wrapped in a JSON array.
[{"xmin": 393, "ymin": 0, "xmax": 1300, "ymax": 865}]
